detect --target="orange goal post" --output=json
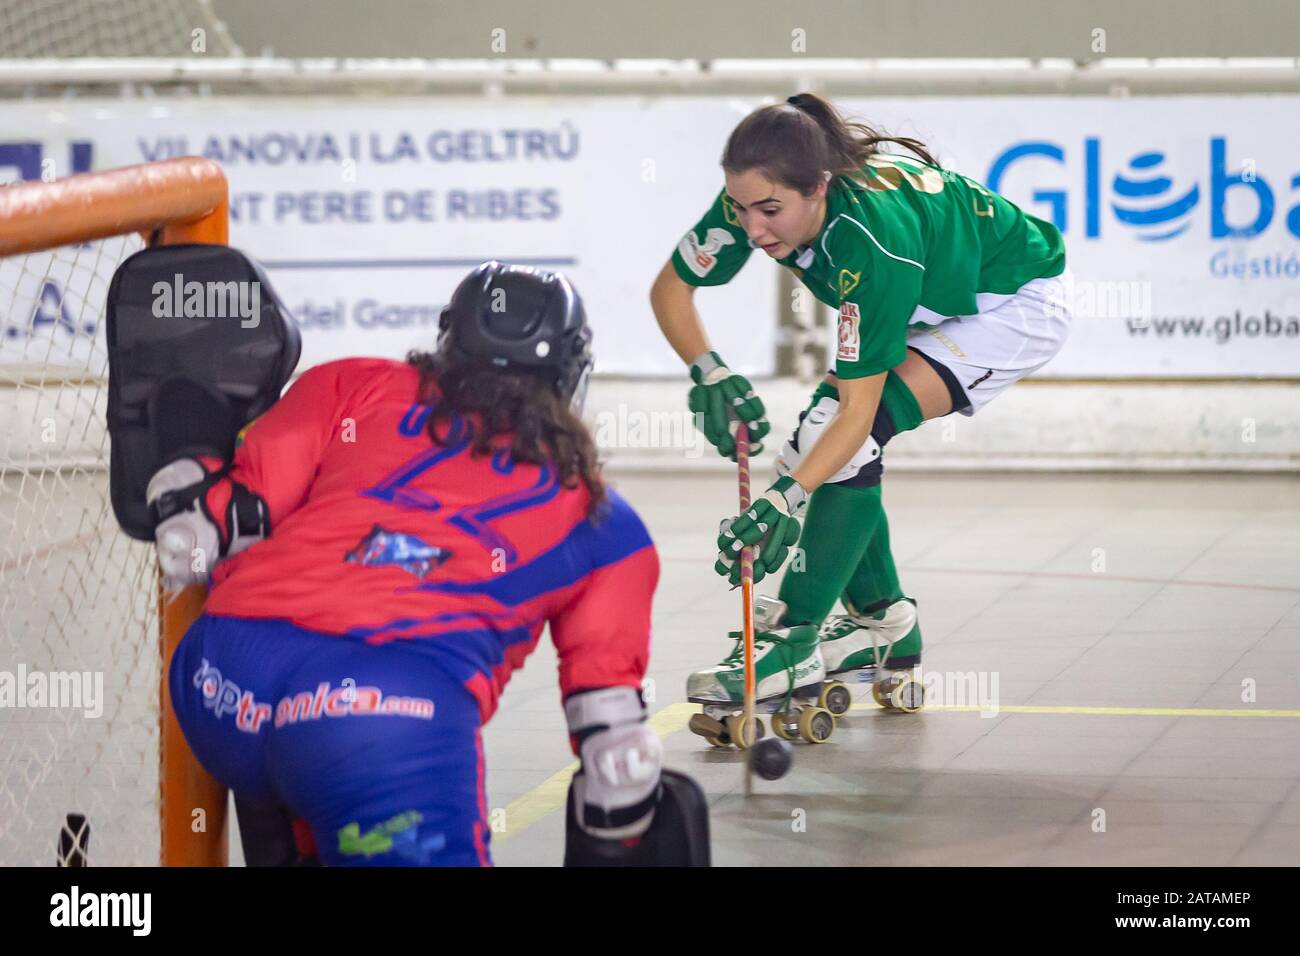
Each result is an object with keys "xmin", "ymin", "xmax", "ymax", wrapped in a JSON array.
[{"xmin": 1, "ymin": 157, "xmax": 230, "ymax": 866}]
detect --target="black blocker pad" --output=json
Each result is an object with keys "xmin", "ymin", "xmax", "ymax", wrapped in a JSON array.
[
  {"xmin": 564, "ymin": 769, "xmax": 711, "ymax": 867},
  {"xmin": 106, "ymin": 244, "xmax": 300, "ymax": 541}
]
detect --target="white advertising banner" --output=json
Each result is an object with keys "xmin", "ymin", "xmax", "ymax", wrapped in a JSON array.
[
  {"xmin": 843, "ymin": 95, "xmax": 1300, "ymax": 377},
  {"xmin": 0, "ymin": 97, "xmax": 774, "ymax": 377},
  {"xmin": 2, "ymin": 95, "xmax": 1297, "ymax": 378}
]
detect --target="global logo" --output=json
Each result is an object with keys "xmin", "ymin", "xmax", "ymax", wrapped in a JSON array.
[
  {"xmin": 987, "ymin": 138, "xmax": 1299, "ymax": 241},
  {"xmin": 1110, "ymin": 150, "xmax": 1199, "ymax": 241}
]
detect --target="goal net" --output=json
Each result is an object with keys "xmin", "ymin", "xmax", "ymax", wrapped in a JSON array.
[
  {"xmin": 1, "ymin": 158, "xmax": 230, "ymax": 866},
  {"xmin": 0, "ymin": 0, "xmax": 242, "ymax": 57}
]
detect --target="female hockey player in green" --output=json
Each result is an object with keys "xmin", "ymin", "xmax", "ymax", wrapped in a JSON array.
[{"xmin": 649, "ymin": 92, "xmax": 1070, "ymax": 734}]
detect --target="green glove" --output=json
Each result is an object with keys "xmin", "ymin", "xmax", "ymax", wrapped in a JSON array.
[
  {"xmin": 688, "ymin": 351, "xmax": 770, "ymax": 461},
  {"xmin": 714, "ymin": 475, "xmax": 807, "ymax": 586}
]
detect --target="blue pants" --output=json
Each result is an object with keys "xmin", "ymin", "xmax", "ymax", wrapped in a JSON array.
[{"xmin": 169, "ymin": 614, "xmax": 491, "ymax": 866}]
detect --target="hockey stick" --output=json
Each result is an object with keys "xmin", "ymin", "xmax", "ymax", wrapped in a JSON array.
[{"xmin": 735, "ymin": 423, "xmax": 757, "ymax": 796}]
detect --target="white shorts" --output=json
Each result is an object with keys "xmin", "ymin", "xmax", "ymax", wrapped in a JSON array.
[{"xmin": 905, "ymin": 269, "xmax": 1073, "ymax": 416}]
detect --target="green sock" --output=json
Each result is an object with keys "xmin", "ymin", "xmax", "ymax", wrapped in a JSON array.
[
  {"xmin": 779, "ymin": 373, "xmax": 922, "ymax": 626},
  {"xmin": 837, "ymin": 374, "xmax": 919, "ymax": 614},
  {"xmin": 779, "ymin": 482, "xmax": 884, "ymax": 626},
  {"xmin": 844, "ymin": 506, "xmax": 903, "ymax": 614}
]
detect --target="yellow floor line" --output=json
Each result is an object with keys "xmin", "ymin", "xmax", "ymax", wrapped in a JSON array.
[
  {"xmin": 493, "ymin": 763, "xmax": 577, "ymax": 844},
  {"xmin": 493, "ymin": 700, "xmax": 1300, "ymax": 843},
  {"xmin": 493, "ymin": 704, "xmax": 697, "ymax": 843},
  {"xmin": 851, "ymin": 702, "xmax": 1300, "ymax": 718},
  {"xmin": 648, "ymin": 701, "xmax": 698, "ymax": 733}
]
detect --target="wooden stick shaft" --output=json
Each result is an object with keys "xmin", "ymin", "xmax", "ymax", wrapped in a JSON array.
[{"xmin": 736, "ymin": 424, "xmax": 755, "ymax": 796}]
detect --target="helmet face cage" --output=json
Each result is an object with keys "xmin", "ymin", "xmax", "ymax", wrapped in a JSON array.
[{"xmin": 566, "ymin": 328, "xmax": 595, "ymax": 414}]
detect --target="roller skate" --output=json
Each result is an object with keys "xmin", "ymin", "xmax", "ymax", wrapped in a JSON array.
[
  {"xmin": 819, "ymin": 598, "xmax": 925, "ymax": 714},
  {"xmin": 686, "ymin": 622, "xmax": 838, "ymax": 747}
]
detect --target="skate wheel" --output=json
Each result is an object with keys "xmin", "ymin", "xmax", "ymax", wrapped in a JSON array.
[
  {"xmin": 690, "ymin": 712, "xmax": 731, "ymax": 746},
  {"xmin": 889, "ymin": 675, "xmax": 924, "ymax": 713},
  {"xmin": 770, "ymin": 711, "xmax": 796, "ymax": 741},
  {"xmin": 819, "ymin": 681, "xmax": 851, "ymax": 717},
  {"xmin": 797, "ymin": 707, "xmax": 835, "ymax": 744},
  {"xmin": 871, "ymin": 679, "xmax": 893, "ymax": 710},
  {"xmin": 725, "ymin": 714, "xmax": 761, "ymax": 750},
  {"xmin": 872, "ymin": 674, "xmax": 924, "ymax": 713}
]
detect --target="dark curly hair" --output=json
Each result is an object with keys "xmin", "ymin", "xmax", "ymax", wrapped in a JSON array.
[{"xmin": 406, "ymin": 348, "xmax": 607, "ymax": 519}]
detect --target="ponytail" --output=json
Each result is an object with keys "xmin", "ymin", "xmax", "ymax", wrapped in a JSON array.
[{"xmin": 722, "ymin": 92, "xmax": 940, "ymax": 195}]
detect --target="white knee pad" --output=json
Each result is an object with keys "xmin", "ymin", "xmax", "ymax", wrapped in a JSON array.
[{"xmin": 776, "ymin": 396, "xmax": 880, "ymax": 484}]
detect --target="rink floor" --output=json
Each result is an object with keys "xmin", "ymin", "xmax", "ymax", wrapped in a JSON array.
[{"xmin": 484, "ymin": 471, "xmax": 1300, "ymax": 867}]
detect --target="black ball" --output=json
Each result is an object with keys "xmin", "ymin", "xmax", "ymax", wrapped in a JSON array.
[{"xmin": 750, "ymin": 737, "xmax": 793, "ymax": 781}]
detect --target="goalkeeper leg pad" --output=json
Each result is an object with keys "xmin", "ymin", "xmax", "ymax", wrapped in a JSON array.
[{"xmin": 564, "ymin": 768, "xmax": 711, "ymax": 867}]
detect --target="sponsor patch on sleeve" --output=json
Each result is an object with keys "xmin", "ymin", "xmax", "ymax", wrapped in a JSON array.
[
  {"xmin": 677, "ymin": 227, "xmax": 736, "ymax": 279},
  {"xmin": 837, "ymin": 302, "xmax": 861, "ymax": 362}
]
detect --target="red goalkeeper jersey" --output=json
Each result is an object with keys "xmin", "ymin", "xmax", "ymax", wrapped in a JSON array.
[{"xmin": 198, "ymin": 357, "xmax": 658, "ymax": 720}]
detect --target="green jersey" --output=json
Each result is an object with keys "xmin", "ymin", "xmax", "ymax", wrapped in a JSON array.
[{"xmin": 670, "ymin": 154, "xmax": 1066, "ymax": 378}]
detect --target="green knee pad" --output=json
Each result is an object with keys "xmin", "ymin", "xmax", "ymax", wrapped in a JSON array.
[
  {"xmin": 881, "ymin": 371, "xmax": 924, "ymax": 435},
  {"xmin": 803, "ymin": 370, "xmax": 921, "ymax": 433}
]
